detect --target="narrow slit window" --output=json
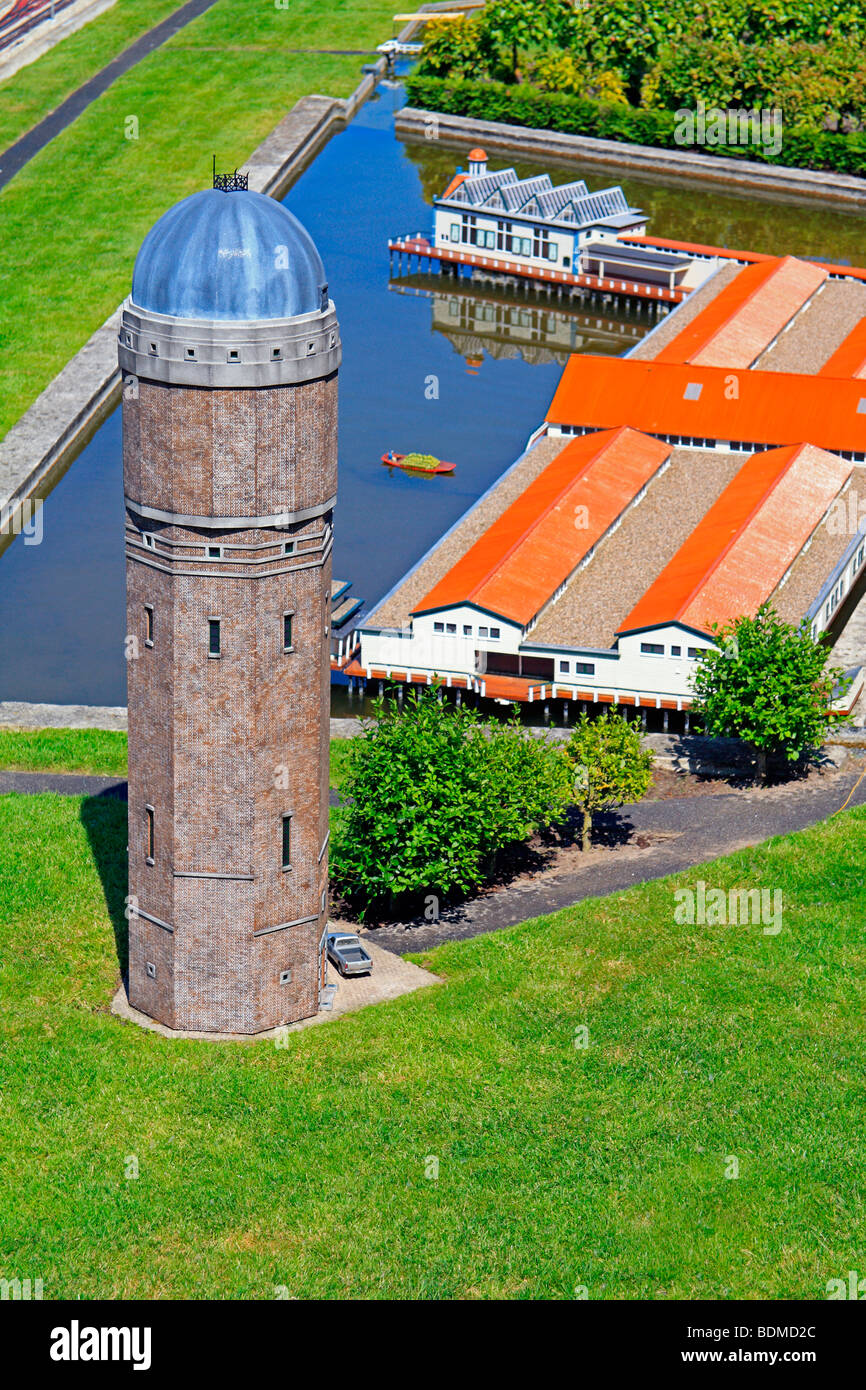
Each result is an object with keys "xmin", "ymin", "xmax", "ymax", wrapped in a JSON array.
[
  {"xmin": 146, "ymin": 807, "xmax": 155, "ymax": 861},
  {"xmin": 209, "ymin": 619, "xmax": 221, "ymax": 657},
  {"xmin": 283, "ymin": 612, "xmax": 293, "ymax": 652},
  {"xmin": 144, "ymin": 605, "xmax": 154, "ymax": 645},
  {"xmin": 281, "ymin": 815, "xmax": 292, "ymax": 870}
]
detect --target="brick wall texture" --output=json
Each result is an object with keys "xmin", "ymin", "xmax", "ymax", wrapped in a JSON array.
[{"xmin": 123, "ymin": 375, "xmax": 337, "ymax": 1032}]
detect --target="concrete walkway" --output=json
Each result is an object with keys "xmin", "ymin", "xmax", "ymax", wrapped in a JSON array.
[
  {"xmin": 0, "ymin": 0, "xmax": 221, "ymax": 190},
  {"xmin": 111, "ymin": 940, "xmax": 440, "ymax": 1042},
  {"xmin": 0, "ymin": 0, "xmax": 115, "ymax": 81}
]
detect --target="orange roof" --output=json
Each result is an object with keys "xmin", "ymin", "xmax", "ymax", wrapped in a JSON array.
[
  {"xmin": 468, "ymin": 147, "xmax": 487, "ymax": 160},
  {"xmin": 619, "ymin": 443, "xmax": 853, "ymax": 635},
  {"xmin": 413, "ymin": 427, "xmax": 672, "ymax": 626},
  {"xmin": 820, "ymin": 318, "xmax": 866, "ymax": 379},
  {"xmin": 654, "ymin": 256, "xmax": 827, "ymax": 368},
  {"xmin": 621, "ymin": 234, "xmax": 769, "ymax": 263},
  {"xmin": 546, "ymin": 354, "xmax": 866, "ymax": 454},
  {"xmin": 622, "ymin": 235, "xmax": 866, "ymax": 283},
  {"xmin": 441, "ymin": 171, "xmax": 467, "ymax": 199}
]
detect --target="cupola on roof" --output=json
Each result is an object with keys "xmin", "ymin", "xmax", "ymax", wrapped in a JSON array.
[{"xmin": 131, "ymin": 188, "xmax": 327, "ymax": 322}]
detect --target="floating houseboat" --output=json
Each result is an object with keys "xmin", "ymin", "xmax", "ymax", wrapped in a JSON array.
[{"xmin": 389, "ymin": 149, "xmax": 723, "ymax": 305}]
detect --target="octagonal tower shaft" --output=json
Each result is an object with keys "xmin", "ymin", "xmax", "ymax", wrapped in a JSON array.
[{"xmin": 120, "ymin": 285, "xmax": 339, "ymax": 1034}]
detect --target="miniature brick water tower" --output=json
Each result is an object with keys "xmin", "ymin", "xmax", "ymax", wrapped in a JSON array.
[{"xmin": 118, "ymin": 175, "xmax": 340, "ymax": 1033}]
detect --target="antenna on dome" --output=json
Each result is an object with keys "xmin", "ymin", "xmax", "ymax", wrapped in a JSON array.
[{"xmin": 212, "ymin": 155, "xmax": 249, "ymax": 192}]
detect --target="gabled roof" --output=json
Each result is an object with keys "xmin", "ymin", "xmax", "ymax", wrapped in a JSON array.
[
  {"xmin": 438, "ymin": 168, "xmax": 640, "ymax": 230},
  {"xmin": 820, "ymin": 317, "xmax": 866, "ymax": 378},
  {"xmin": 654, "ymin": 256, "xmax": 828, "ymax": 368},
  {"xmin": 446, "ymin": 168, "xmax": 519, "ymax": 205},
  {"xmin": 441, "ymin": 171, "xmax": 467, "ymax": 200},
  {"xmin": 498, "ymin": 175, "xmax": 552, "ymax": 212},
  {"xmin": 546, "ymin": 355, "xmax": 866, "ymax": 454},
  {"xmin": 618, "ymin": 443, "xmax": 853, "ymax": 635},
  {"xmin": 536, "ymin": 180, "xmax": 588, "ymax": 216},
  {"xmin": 412, "ymin": 427, "xmax": 672, "ymax": 627}
]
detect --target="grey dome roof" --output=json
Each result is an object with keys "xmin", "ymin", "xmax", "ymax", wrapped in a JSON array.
[{"xmin": 131, "ymin": 189, "xmax": 328, "ymax": 322}]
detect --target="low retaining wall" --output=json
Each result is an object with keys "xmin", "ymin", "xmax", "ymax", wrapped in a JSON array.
[
  {"xmin": 0, "ymin": 703, "xmax": 856, "ymax": 776},
  {"xmin": 0, "ymin": 0, "xmax": 116, "ymax": 81},
  {"xmin": 0, "ymin": 93, "xmax": 347, "ymax": 525},
  {"xmin": 395, "ymin": 107, "xmax": 866, "ymax": 207}
]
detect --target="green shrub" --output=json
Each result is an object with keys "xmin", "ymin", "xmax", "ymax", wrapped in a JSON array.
[
  {"xmin": 330, "ymin": 687, "xmax": 571, "ymax": 915},
  {"xmin": 403, "ymin": 74, "xmax": 866, "ymax": 176}
]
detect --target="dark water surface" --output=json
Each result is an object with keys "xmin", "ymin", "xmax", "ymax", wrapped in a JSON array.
[{"xmin": 1, "ymin": 79, "xmax": 864, "ymax": 705}]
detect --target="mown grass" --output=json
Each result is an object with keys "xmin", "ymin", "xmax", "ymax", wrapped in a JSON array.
[
  {"xmin": 0, "ymin": 0, "xmax": 184, "ymax": 151},
  {"xmin": 0, "ymin": 0, "xmax": 398, "ymax": 439},
  {"xmin": 0, "ymin": 727, "xmax": 128, "ymax": 775},
  {"xmin": 0, "ymin": 726, "xmax": 353, "ymax": 787},
  {"xmin": 0, "ymin": 789, "xmax": 863, "ymax": 1299}
]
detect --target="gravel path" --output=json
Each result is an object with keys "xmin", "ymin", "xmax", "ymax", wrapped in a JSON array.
[{"xmin": 0, "ymin": 770, "xmax": 127, "ymax": 797}]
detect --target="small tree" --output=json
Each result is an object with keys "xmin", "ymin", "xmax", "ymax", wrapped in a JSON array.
[
  {"xmin": 565, "ymin": 706, "xmax": 654, "ymax": 851},
  {"xmin": 690, "ymin": 603, "xmax": 849, "ymax": 783},
  {"xmin": 479, "ymin": 0, "xmax": 576, "ymax": 81},
  {"xmin": 331, "ymin": 688, "xmax": 571, "ymax": 915},
  {"xmin": 417, "ymin": 16, "xmax": 485, "ymax": 79}
]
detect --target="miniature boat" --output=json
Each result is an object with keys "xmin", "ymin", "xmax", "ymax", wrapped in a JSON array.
[{"xmin": 382, "ymin": 451, "xmax": 455, "ymax": 475}]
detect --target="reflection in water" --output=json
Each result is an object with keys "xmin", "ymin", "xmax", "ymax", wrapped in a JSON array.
[
  {"xmin": 1, "ymin": 73, "xmax": 864, "ymax": 706},
  {"xmin": 391, "ymin": 271, "xmax": 648, "ymax": 368},
  {"xmin": 400, "ymin": 138, "xmax": 866, "ymax": 265}
]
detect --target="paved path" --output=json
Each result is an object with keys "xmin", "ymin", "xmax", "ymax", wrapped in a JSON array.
[
  {"xmin": 0, "ymin": 0, "xmax": 220, "ymax": 189},
  {"xmin": 358, "ymin": 757, "xmax": 866, "ymax": 954},
  {"xmin": 6, "ymin": 757, "xmax": 865, "ymax": 955},
  {"xmin": 0, "ymin": 768, "xmax": 126, "ymax": 797}
]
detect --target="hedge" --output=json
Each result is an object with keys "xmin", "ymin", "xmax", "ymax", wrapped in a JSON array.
[{"xmin": 403, "ymin": 76, "xmax": 866, "ymax": 178}]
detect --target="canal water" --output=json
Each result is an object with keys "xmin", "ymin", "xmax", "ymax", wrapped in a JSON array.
[{"xmin": 1, "ymin": 77, "xmax": 865, "ymax": 707}]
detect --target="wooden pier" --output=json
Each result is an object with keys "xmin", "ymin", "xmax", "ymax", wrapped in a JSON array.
[{"xmin": 388, "ymin": 236, "xmax": 689, "ymax": 305}]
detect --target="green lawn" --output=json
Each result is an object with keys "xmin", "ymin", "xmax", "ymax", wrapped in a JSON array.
[
  {"xmin": 0, "ymin": 789, "xmax": 863, "ymax": 1299},
  {"xmin": 0, "ymin": 0, "xmax": 399, "ymax": 440},
  {"xmin": 0, "ymin": 725, "xmax": 353, "ymax": 789},
  {"xmin": 0, "ymin": 0, "xmax": 184, "ymax": 151}
]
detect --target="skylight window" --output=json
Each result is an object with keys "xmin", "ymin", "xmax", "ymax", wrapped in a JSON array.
[
  {"xmin": 857, "ymin": 398, "xmax": 866, "ymax": 414},
  {"xmin": 684, "ymin": 382, "xmax": 703, "ymax": 401}
]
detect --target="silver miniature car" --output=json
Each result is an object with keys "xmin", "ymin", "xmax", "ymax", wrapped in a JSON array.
[{"xmin": 326, "ymin": 931, "xmax": 373, "ymax": 978}]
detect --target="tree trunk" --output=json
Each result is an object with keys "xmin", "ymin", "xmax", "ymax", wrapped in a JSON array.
[
  {"xmin": 756, "ymin": 747, "xmax": 768, "ymax": 786},
  {"xmin": 582, "ymin": 805, "xmax": 592, "ymax": 852}
]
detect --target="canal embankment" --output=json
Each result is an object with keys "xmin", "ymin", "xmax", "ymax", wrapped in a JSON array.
[
  {"xmin": 1, "ymin": 701, "xmax": 859, "ymax": 770},
  {"xmin": 395, "ymin": 108, "xmax": 866, "ymax": 208},
  {"xmin": 0, "ymin": 92, "xmax": 347, "ymax": 528}
]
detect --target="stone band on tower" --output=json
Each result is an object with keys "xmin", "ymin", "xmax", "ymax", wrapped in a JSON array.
[{"xmin": 119, "ymin": 186, "xmax": 340, "ymax": 1033}]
